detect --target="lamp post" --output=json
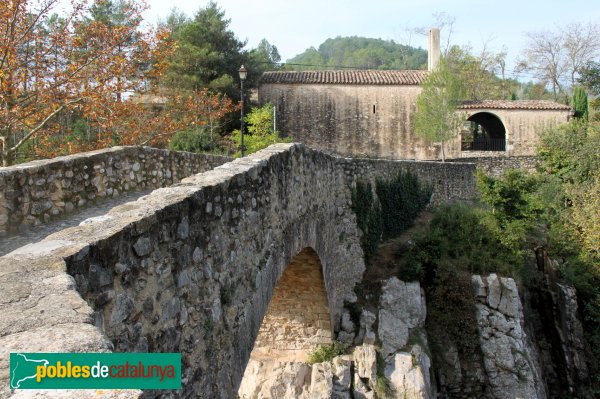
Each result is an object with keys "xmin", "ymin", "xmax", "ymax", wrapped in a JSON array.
[{"xmin": 238, "ymin": 65, "xmax": 247, "ymax": 157}]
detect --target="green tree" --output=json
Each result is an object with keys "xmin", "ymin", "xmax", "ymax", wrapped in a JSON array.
[
  {"xmin": 445, "ymin": 45, "xmax": 514, "ymax": 100},
  {"xmin": 573, "ymin": 86, "xmax": 589, "ymax": 121},
  {"xmin": 412, "ymin": 59, "xmax": 466, "ymax": 161},
  {"xmin": 286, "ymin": 36, "xmax": 427, "ymax": 70},
  {"xmin": 161, "ymin": 2, "xmax": 245, "ymax": 99},
  {"xmin": 579, "ymin": 61, "xmax": 600, "ymax": 95},
  {"xmin": 579, "ymin": 62, "xmax": 600, "ymax": 121},
  {"xmin": 245, "ymin": 39, "xmax": 281, "ymax": 87},
  {"xmin": 230, "ymin": 103, "xmax": 291, "ymax": 156}
]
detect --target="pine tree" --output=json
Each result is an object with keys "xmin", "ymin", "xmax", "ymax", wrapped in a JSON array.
[{"xmin": 572, "ymin": 86, "xmax": 589, "ymax": 121}]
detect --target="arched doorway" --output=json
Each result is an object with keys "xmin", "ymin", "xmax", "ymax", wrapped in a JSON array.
[
  {"xmin": 462, "ymin": 112, "xmax": 506, "ymax": 151},
  {"xmin": 238, "ymin": 247, "xmax": 332, "ymax": 398}
]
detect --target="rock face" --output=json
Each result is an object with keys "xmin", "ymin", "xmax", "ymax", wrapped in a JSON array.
[
  {"xmin": 385, "ymin": 345, "xmax": 432, "ymax": 399},
  {"xmin": 238, "ymin": 359, "xmax": 311, "ymax": 399},
  {"xmin": 522, "ymin": 250, "xmax": 591, "ymax": 398},
  {"xmin": 378, "ymin": 277, "xmax": 427, "ymax": 358},
  {"xmin": 472, "ymin": 274, "xmax": 547, "ymax": 399},
  {"xmin": 237, "ymin": 270, "xmax": 589, "ymax": 399},
  {"xmin": 556, "ymin": 283, "xmax": 588, "ymax": 384},
  {"xmin": 375, "ymin": 278, "xmax": 432, "ymax": 399},
  {"xmin": 238, "ymin": 355, "xmax": 353, "ymax": 399}
]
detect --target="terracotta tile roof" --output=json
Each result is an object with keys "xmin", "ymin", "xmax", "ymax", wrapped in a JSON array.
[
  {"xmin": 261, "ymin": 70, "xmax": 428, "ymax": 85},
  {"xmin": 459, "ymin": 100, "xmax": 572, "ymax": 111}
]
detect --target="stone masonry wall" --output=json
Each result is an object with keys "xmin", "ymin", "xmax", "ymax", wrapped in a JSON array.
[
  {"xmin": 447, "ymin": 156, "xmax": 538, "ymax": 176},
  {"xmin": 0, "ymin": 143, "xmax": 478, "ymax": 399},
  {"xmin": 251, "ymin": 247, "xmax": 332, "ymax": 362},
  {"xmin": 338, "ymin": 157, "xmax": 477, "ymax": 206},
  {"xmin": 260, "ymin": 83, "xmax": 570, "ymax": 161},
  {"xmin": 259, "ymin": 83, "xmax": 434, "ymax": 160},
  {"xmin": 0, "ymin": 146, "xmax": 232, "ymax": 236}
]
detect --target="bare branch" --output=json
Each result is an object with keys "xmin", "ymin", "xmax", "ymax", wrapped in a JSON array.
[{"xmin": 11, "ymin": 98, "xmax": 82, "ymax": 152}]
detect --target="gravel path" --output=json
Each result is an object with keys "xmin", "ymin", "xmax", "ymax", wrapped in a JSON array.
[{"xmin": 0, "ymin": 188, "xmax": 154, "ymax": 257}]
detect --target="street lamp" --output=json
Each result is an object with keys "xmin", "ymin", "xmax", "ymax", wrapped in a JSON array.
[{"xmin": 239, "ymin": 65, "xmax": 247, "ymax": 157}]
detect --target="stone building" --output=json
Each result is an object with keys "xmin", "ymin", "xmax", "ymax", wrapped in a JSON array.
[
  {"xmin": 455, "ymin": 100, "xmax": 572, "ymax": 158},
  {"xmin": 259, "ymin": 70, "xmax": 430, "ymax": 159},
  {"xmin": 259, "ymin": 71, "xmax": 572, "ymax": 160},
  {"xmin": 258, "ymin": 30, "xmax": 573, "ymax": 160}
]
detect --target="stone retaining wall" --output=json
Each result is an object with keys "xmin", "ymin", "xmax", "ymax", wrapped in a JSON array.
[
  {"xmin": 447, "ymin": 156, "xmax": 538, "ymax": 176},
  {"xmin": 0, "ymin": 146, "xmax": 232, "ymax": 236},
  {"xmin": 338, "ymin": 157, "xmax": 477, "ymax": 205}
]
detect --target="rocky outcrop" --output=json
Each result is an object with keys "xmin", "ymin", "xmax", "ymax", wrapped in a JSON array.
[
  {"xmin": 522, "ymin": 250, "xmax": 590, "ymax": 398},
  {"xmin": 238, "ymin": 276, "xmax": 434, "ymax": 399},
  {"xmin": 238, "ymin": 359, "xmax": 311, "ymax": 398},
  {"xmin": 355, "ymin": 309, "xmax": 376, "ymax": 345},
  {"xmin": 556, "ymin": 283, "xmax": 588, "ymax": 384},
  {"xmin": 238, "ymin": 353, "xmax": 356, "ymax": 399},
  {"xmin": 472, "ymin": 274, "xmax": 547, "ymax": 399},
  {"xmin": 238, "ymin": 267, "xmax": 591, "ymax": 399},
  {"xmin": 237, "ymin": 268, "xmax": 591, "ymax": 399},
  {"xmin": 385, "ymin": 344, "xmax": 432, "ymax": 399},
  {"xmin": 378, "ymin": 278, "xmax": 427, "ymax": 358}
]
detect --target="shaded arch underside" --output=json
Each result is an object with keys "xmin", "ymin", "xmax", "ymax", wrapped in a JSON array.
[
  {"xmin": 248, "ymin": 247, "xmax": 332, "ymax": 362},
  {"xmin": 463, "ymin": 112, "xmax": 506, "ymax": 151}
]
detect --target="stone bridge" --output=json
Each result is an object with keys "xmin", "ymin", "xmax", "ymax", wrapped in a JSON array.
[{"xmin": 0, "ymin": 143, "xmax": 476, "ymax": 398}]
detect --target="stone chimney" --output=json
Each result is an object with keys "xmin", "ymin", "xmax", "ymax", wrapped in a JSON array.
[{"xmin": 428, "ymin": 28, "xmax": 441, "ymax": 71}]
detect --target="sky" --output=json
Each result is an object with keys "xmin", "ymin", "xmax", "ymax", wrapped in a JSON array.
[{"xmin": 143, "ymin": 0, "xmax": 600, "ymax": 81}]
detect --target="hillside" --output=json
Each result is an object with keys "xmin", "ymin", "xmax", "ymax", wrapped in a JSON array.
[{"xmin": 285, "ymin": 36, "xmax": 427, "ymax": 70}]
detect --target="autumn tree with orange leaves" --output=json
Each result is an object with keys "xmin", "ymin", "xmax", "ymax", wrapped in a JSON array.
[{"xmin": 0, "ymin": 0, "xmax": 189, "ymax": 165}]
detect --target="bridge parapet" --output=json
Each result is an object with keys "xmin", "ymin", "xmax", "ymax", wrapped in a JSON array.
[
  {"xmin": 0, "ymin": 146, "xmax": 232, "ymax": 237},
  {"xmin": 0, "ymin": 143, "xmax": 476, "ymax": 398}
]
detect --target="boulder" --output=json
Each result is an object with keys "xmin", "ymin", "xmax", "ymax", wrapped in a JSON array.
[
  {"xmin": 310, "ymin": 362, "xmax": 333, "ymax": 399},
  {"xmin": 385, "ymin": 344, "xmax": 432, "ymax": 399},
  {"xmin": 238, "ymin": 359, "xmax": 311, "ymax": 399},
  {"xmin": 354, "ymin": 344, "xmax": 377, "ymax": 383},
  {"xmin": 378, "ymin": 278, "xmax": 426, "ymax": 357}
]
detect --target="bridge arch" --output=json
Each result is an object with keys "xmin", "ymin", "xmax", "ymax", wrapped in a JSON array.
[
  {"xmin": 249, "ymin": 247, "xmax": 332, "ymax": 361},
  {"xmin": 239, "ymin": 247, "xmax": 331, "ymax": 397},
  {"xmin": 462, "ymin": 111, "xmax": 506, "ymax": 152}
]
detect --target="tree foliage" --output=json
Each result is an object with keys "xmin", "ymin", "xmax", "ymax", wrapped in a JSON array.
[
  {"xmin": 445, "ymin": 45, "xmax": 514, "ymax": 100},
  {"xmin": 537, "ymin": 120, "xmax": 600, "ymax": 254},
  {"xmin": 286, "ymin": 36, "xmax": 427, "ymax": 70},
  {"xmin": 160, "ymin": 2, "xmax": 245, "ymax": 99},
  {"xmin": 229, "ymin": 103, "xmax": 291, "ymax": 157},
  {"xmin": 573, "ymin": 86, "xmax": 589, "ymax": 121},
  {"xmin": 579, "ymin": 61, "xmax": 600, "ymax": 96},
  {"xmin": 166, "ymin": 88, "xmax": 238, "ymax": 155},
  {"xmin": 0, "ymin": 0, "xmax": 178, "ymax": 165},
  {"xmin": 412, "ymin": 59, "xmax": 466, "ymax": 161},
  {"xmin": 245, "ymin": 38, "xmax": 281, "ymax": 85}
]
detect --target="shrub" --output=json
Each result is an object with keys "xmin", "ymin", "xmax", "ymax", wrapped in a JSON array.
[
  {"xmin": 307, "ymin": 341, "xmax": 348, "ymax": 365},
  {"xmin": 350, "ymin": 170, "xmax": 432, "ymax": 264},
  {"xmin": 376, "ymin": 170, "xmax": 433, "ymax": 240},
  {"xmin": 169, "ymin": 128, "xmax": 219, "ymax": 153},
  {"xmin": 351, "ymin": 181, "xmax": 382, "ymax": 263},
  {"xmin": 229, "ymin": 103, "xmax": 292, "ymax": 157},
  {"xmin": 409, "ymin": 203, "xmax": 522, "ymax": 285}
]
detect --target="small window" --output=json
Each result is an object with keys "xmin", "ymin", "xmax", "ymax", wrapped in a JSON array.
[{"xmin": 372, "ymin": 105, "xmax": 376, "ymax": 114}]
